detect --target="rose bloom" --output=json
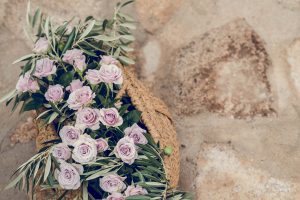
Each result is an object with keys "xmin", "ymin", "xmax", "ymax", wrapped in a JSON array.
[
  {"xmin": 95, "ymin": 138, "xmax": 109, "ymax": 152},
  {"xmin": 55, "ymin": 161, "xmax": 82, "ymax": 190},
  {"xmin": 99, "ymin": 64, "xmax": 123, "ymax": 84},
  {"xmin": 99, "ymin": 174, "xmax": 126, "ymax": 193},
  {"xmin": 62, "ymin": 49, "xmax": 86, "ymax": 71},
  {"xmin": 106, "ymin": 193, "xmax": 125, "ymax": 200},
  {"xmin": 114, "ymin": 136, "xmax": 138, "ymax": 165},
  {"xmin": 100, "ymin": 55, "xmax": 118, "ymax": 65},
  {"xmin": 59, "ymin": 125, "xmax": 82, "ymax": 146},
  {"xmin": 76, "ymin": 107, "xmax": 101, "ymax": 130},
  {"xmin": 52, "ymin": 143, "xmax": 71, "ymax": 161},
  {"xmin": 45, "ymin": 84, "xmax": 64, "ymax": 102},
  {"xmin": 85, "ymin": 69, "xmax": 102, "ymax": 85},
  {"xmin": 33, "ymin": 37, "xmax": 49, "ymax": 54},
  {"xmin": 34, "ymin": 58, "xmax": 57, "ymax": 78},
  {"xmin": 16, "ymin": 72, "xmax": 39, "ymax": 92},
  {"xmin": 66, "ymin": 79, "xmax": 83, "ymax": 92},
  {"xmin": 99, "ymin": 108, "xmax": 123, "ymax": 127},
  {"xmin": 72, "ymin": 135, "xmax": 98, "ymax": 164},
  {"xmin": 67, "ymin": 86, "xmax": 95, "ymax": 110},
  {"xmin": 124, "ymin": 123, "xmax": 148, "ymax": 145},
  {"xmin": 124, "ymin": 185, "xmax": 148, "ymax": 197}
]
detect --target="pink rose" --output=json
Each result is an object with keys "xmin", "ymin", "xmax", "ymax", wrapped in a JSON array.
[
  {"xmin": 114, "ymin": 136, "xmax": 138, "ymax": 165},
  {"xmin": 72, "ymin": 135, "xmax": 98, "ymax": 164},
  {"xmin": 45, "ymin": 84, "xmax": 64, "ymax": 102},
  {"xmin": 67, "ymin": 86, "xmax": 95, "ymax": 110},
  {"xmin": 55, "ymin": 161, "xmax": 82, "ymax": 190},
  {"xmin": 95, "ymin": 138, "xmax": 109, "ymax": 152},
  {"xmin": 62, "ymin": 49, "xmax": 86, "ymax": 71},
  {"xmin": 51, "ymin": 143, "xmax": 71, "ymax": 161},
  {"xmin": 99, "ymin": 174, "xmax": 126, "ymax": 193},
  {"xmin": 99, "ymin": 64, "xmax": 123, "ymax": 84},
  {"xmin": 124, "ymin": 185, "xmax": 148, "ymax": 197},
  {"xmin": 106, "ymin": 193, "xmax": 125, "ymax": 200},
  {"xmin": 100, "ymin": 55, "xmax": 118, "ymax": 65},
  {"xmin": 99, "ymin": 108, "xmax": 123, "ymax": 127},
  {"xmin": 124, "ymin": 123, "xmax": 148, "ymax": 145},
  {"xmin": 33, "ymin": 37, "xmax": 49, "ymax": 54},
  {"xmin": 85, "ymin": 69, "xmax": 102, "ymax": 85},
  {"xmin": 76, "ymin": 107, "xmax": 101, "ymax": 130},
  {"xmin": 34, "ymin": 58, "xmax": 57, "ymax": 78},
  {"xmin": 16, "ymin": 72, "xmax": 39, "ymax": 92},
  {"xmin": 59, "ymin": 126, "xmax": 82, "ymax": 146},
  {"xmin": 66, "ymin": 79, "xmax": 83, "ymax": 92}
]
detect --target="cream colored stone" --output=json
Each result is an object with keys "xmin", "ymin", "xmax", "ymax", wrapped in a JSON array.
[
  {"xmin": 135, "ymin": 0, "xmax": 182, "ymax": 33},
  {"xmin": 287, "ymin": 39, "xmax": 300, "ymax": 97},
  {"xmin": 195, "ymin": 144, "xmax": 300, "ymax": 200}
]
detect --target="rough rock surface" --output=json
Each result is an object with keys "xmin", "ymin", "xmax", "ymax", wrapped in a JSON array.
[
  {"xmin": 135, "ymin": 0, "xmax": 182, "ymax": 33},
  {"xmin": 2, "ymin": 0, "xmax": 300, "ymax": 200},
  {"xmin": 161, "ymin": 19, "xmax": 275, "ymax": 118},
  {"xmin": 287, "ymin": 39, "xmax": 300, "ymax": 97},
  {"xmin": 195, "ymin": 144, "xmax": 300, "ymax": 200}
]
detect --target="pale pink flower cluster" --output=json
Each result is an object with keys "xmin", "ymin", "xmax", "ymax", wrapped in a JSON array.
[
  {"xmin": 72, "ymin": 134, "xmax": 98, "ymax": 164},
  {"xmin": 95, "ymin": 138, "xmax": 109, "ymax": 152},
  {"xmin": 100, "ymin": 174, "xmax": 147, "ymax": 199},
  {"xmin": 67, "ymin": 86, "xmax": 95, "ymax": 110},
  {"xmin": 124, "ymin": 123, "xmax": 148, "ymax": 145},
  {"xmin": 52, "ymin": 143, "xmax": 71, "ymax": 161},
  {"xmin": 63, "ymin": 49, "xmax": 86, "ymax": 71},
  {"xmin": 113, "ymin": 136, "xmax": 138, "ymax": 165},
  {"xmin": 34, "ymin": 58, "xmax": 57, "ymax": 78},
  {"xmin": 75, "ymin": 107, "xmax": 101, "ymax": 130},
  {"xmin": 45, "ymin": 84, "xmax": 64, "ymax": 102},
  {"xmin": 59, "ymin": 126, "xmax": 82, "ymax": 146},
  {"xmin": 100, "ymin": 174, "xmax": 126, "ymax": 193},
  {"xmin": 33, "ymin": 37, "xmax": 49, "ymax": 54},
  {"xmin": 100, "ymin": 55, "xmax": 118, "ymax": 65},
  {"xmin": 124, "ymin": 185, "xmax": 148, "ymax": 197},
  {"xmin": 99, "ymin": 108, "xmax": 123, "ymax": 127},
  {"xmin": 55, "ymin": 161, "xmax": 83, "ymax": 190},
  {"xmin": 66, "ymin": 79, "xmax": 83, "ymax": 92},
  {"xmin": 16, "ymin": 72, "xmax": 39, "ymax": 92},
  {"xmin": 85, "ymin": 64, "xmax": 123, "ymax": 85}
]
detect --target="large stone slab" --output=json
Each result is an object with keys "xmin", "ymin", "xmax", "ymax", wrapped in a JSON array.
[
  {"xmin": 195, "ymin": 144, "xmax": 300, "ymax": 200},
  {"xmin": 162, "ymin": 19, "xmax": 275, "ymax": 118}
]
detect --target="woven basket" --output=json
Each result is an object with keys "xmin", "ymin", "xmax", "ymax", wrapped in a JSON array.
[{"xmin": 34, "ymin": 66, "xmax": 180, "ymax": 199}]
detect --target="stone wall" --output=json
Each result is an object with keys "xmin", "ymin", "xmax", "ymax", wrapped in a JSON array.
[{"xmin": 1, "ymin": 0, "xmax": 300, "ymax": 199}]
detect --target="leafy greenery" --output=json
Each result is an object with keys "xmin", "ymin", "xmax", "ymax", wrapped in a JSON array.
[{"xmin": 3, "ymin": 1, "xmax": 192, "ymax": 199}]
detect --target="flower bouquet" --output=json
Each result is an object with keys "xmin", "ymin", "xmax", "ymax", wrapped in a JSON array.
[{"xmin": 1, "ymin": 1, "xmax": 192, "ymax": 200}]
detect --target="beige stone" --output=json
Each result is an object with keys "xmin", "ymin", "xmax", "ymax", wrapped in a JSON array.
[
  {"xmin": 195, "ymin": 144, "xmax": 300, "ymax": 200},
  {"xmin": 160, "ymin": 19, "xmax": 275, "ymax": 118},
  {"xmin": 135, "ymin": 0, "xmax": 182, "ymax": 33},
  {"xmin": 287, "ymin": 39, "xmax": 300, "ymax": 98}
]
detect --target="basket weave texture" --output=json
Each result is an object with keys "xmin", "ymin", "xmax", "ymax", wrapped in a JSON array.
[{"xmin": 35, "ymin": 67, "xmax": 180, "ymax": 199}]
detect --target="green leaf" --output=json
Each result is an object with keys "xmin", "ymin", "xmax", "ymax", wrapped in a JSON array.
[
  {"xmin": 121, "ymin": 35, "xmax": 135, "ymax": 41},
  {"xmin": 120, "ymin": 23, "xmax": 136, "ymax": 30},
  {"xmin": 5, "ymin": 171, "xmax": 25, "ymax": 190},
  {"xmin": 22, "ymin": 98, "xmax": 44, "ymax": 112},
  {"xmin": 126, "ymin": 196, "xmax": 151, "ymax": 200},
  {"xmin": 58, "ymin": 71, "xmax": 74, "ymax": 87},
  {"xmin": 44, "ymin": 16, "xmax": 50, "ymax": 40},
  {"xmin": 32, "ymin": 8, "xmax": 41, "ymax": 28},
  {"xmin": 0, "ymin": 89, "xmax": 17, "ymax": 104},
  {"xmin": 48, "ymin": 112, "xmax": 59, "ymax": 124},
  {"xmin": 62, "ymin": 28, "xmax": 76, "ymax": 54},
  {"xmin": 120, "ymin": 45, "xmax": 134, "ymax": 52},
  {"xmin": 79, "ymin": 20, "xmax": 95, "ymax": 41},
  {"xmin": 120, "ymin": 0, "xmax": 135, "ymax": 8},
  {"xmin": 119, "ymin": 56, "xmax": 135, "ymax": 65},
  {"xmin": 12, "ymin": 54, "xmax": 35, "ymax": 64},
  {"xmin": 86, "ymin": 167, "xmax": 115, "ymax": 180},
  {"xmin": 95, "ymin": 35, "xmax": 120, "ymax": 41},
  {"xmin": 43, "ymin": 155, "xmax": 52, "ymax": 182},
  {"xmin": 83, "ymin": 182, "xmax": 88, "ymax": 200},
  {"xmin": 33, "ymin": 159, "xmax": 41, "ymax": 178}
]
